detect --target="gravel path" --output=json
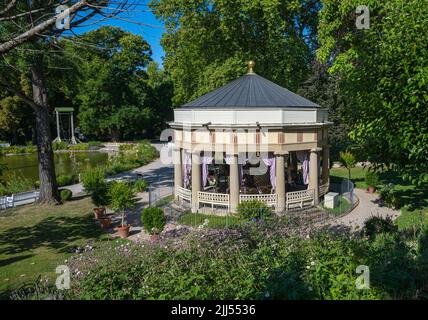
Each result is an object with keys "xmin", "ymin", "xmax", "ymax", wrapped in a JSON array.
[{"xmin": 327, "ymin": 188, "xmax": 400, "ymax": 231}]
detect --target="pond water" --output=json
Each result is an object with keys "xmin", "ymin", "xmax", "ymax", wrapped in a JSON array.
[{"xmin": 0, "ymin": 151, "xmax": 110, "ymax": 183}]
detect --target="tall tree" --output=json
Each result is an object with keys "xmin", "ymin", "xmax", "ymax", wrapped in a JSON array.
[
  {"xmin": 61, "ymin": 26, "xmax": 153, "ymax": 141},
  {"xmin": 317, "ymin": 0, "xmax": 428, "ymax": 185},
  {"xmin": 151, "ymin": 0, "xmax": 320, "ymax": 105},
  {"xmin": 0, "ymin": 1, "xmax": 137, "ymax": 204},
  {"xmin": 298, "ymin": 61, "xmax": 350, "ymax": 161}
]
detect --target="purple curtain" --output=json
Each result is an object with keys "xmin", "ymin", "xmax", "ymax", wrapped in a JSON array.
[
  {"xmin": 296, "ymin": 151, "xmax": 309, "ymax": 185},
  {"xmin": 202, "ymin": 155, "xmax": 214, "ymax": 187},
  {"xmin": 262, "ymin": 156, "xmax": 276, "ymax": 190},
  {"xmin": 183, "ymin": 151, "xmax": 191, "ymax": 188}
]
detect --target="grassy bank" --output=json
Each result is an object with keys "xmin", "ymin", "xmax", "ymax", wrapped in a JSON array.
[
  {"xmin": 178, "ymin": 213, "xmax": 242, "ymax": 229},
  {"xmin": 0, "ymin": 197, "xmax": 109, "ymax": 298}
]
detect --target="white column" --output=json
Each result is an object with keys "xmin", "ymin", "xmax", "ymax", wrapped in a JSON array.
[
  {"xmin": 55, "ymin": 110, "xmax": 61, "ymax": 142},
  {"xmin": 322, "ymin": 145, "xmax": 330, "ymax": 184},
  {"xmin": 229, "ymin": 154, "xmax": 240, "ymax": 213},
  {"xmin": 275, "ymin": 153, "xmax": 286, "ymax": 213},
  {"xmin": 70, "ymin": 112, "xmax": 77, "ymax": 144},
  {"xmin": 191, "ymin": 152, "xmax": 201, "ymax": 213},
  {"xmin": 173, "ymin": 148, "xmax": 182, "ymax": 200},
  {"xmin": 309, "ymin": 148, "xmax": 321, "ymax": 205}
]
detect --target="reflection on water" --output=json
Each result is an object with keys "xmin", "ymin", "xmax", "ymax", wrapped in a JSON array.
[{"xmin": 0, "ymin": 151, "xmax": 110, "ymax": 183}]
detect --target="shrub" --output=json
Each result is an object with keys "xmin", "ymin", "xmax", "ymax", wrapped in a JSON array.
[
  {"xmin": 362, "ymin": 216, "xmax": 398, "ymax": 240},
  {"xmin": 52, "ymin": 141, "xmax": 68, "ymax": 151},
  {"xmin": 379, "ymin": 184, "xmax": 402, "ymax": 209},
  {"xmin": 108, "ymin": 181, "xmax": 136, "ymax": 226},
  {"xmin": 141, "ymin": 207, "xmax": 165, "ymax": 234},
  {"xmin": 237, "ymin": 200, "xmax": 272, "ymax": 221},
  {"xmin": 0, "ymin": 162, "xmax": 7, "ymax": 183},
  {"xmin": 81, "ymin": 167, "xmax": 109, "ymax": 207},
  {"xmin": 60, "ymin": 189, "xmax": 73, "ymax": 202},
  {"xmin": 56, "ymin": 174, "xmax": 75, "ymax": 187},
  {"xmin": 133, "ymin": 179, "xmax": 148, "ymax": 193},
  {"xmin": 0, "ymin": 173, "xmax": 34, "ymax": 196},
  {"xmin": 0, "ymin": 145, "xmax": 37, "ymax": 155},
  {"xmin": 365, "ymin": 171, "xmax": 380, "ymax": 188}
]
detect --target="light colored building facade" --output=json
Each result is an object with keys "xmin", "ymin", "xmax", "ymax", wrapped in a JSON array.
[{"xmin": 169, "ymin": 62, "xmax": 332, "ymax": 214}]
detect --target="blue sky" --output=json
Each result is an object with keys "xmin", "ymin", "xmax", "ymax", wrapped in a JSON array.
[{"xmin": 72, "ymin": 5, "xmax": 166, "ymax": 65}]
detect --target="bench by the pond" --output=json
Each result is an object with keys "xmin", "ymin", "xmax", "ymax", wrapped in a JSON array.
[{"xmin": 0, "ymin": 191, "xmax": 40, "ymax": 210}]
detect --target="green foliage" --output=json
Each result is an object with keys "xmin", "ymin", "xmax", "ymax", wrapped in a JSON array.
[
  {"xmin": 365, "ymin": 171, "xmax": 380, "ymax": 188},
  {"xmin": 67, "ymin": 143, "xmax": 89, "ymax": 151},
  {"xmin": 236, "ymin": 200, "xmax": 272, "ymax": 221},
  {"xmin": 81, "ymin": 167, "xmax": 109, "ymax": 207},
  {"xmin": 62, "ymin": 222, "xmax": 428, "ymax": 300},
  {"xmin": 379, "ymin": 184, "xmax": 402, "ymax": 210},
  {"xmin": 297, "ymin": 62, "xmax": 351, "ymax": 161},
  {"xmin": 52, "ymin": 141, "xmax": 68, "ymax": 151},
  {"xmin": 59, "ymin": 189, "xmax": 73, "ymax": 202},
  {"xmin": 0, "ymin": 162, "xmax": 7, "ymax": 183},
  {"xmin": 0, "ymin": 173, "xmax": 34, "ymax": 196},
  {"xmin": 151, "ymin": 0, "xmax": 318, "ymax": 106},
  {"xmin": 317, "ymin": 0, "xmax": 428, "ymax": 185},
  {"xmin": 141, "ymin": 207, "xmax": 166, "ymax": 234},
  {"xmin": 133, "ymin": 179, "xmax": 148, "ymax": 193},
  {"xmin": 56, "ymin": 174, "xmax": 76, "ymax": 187},
  {"xmin": 339, "ymin": 151, "xmax": 357, "ymax": 180},
  {"xmin": 104, "ymin": 142, "xmax": 159, "ymax": 176},
  {"xmin": 0, "ymin": 145, "xmax": 37, "ymax": 155},
  {"xmin": 362, "ymin": 216, "xmax": 398, "ymax": 240},
  {"xmin": 108, "ymin": 181, "xmax": 136, "ymax": 226},
  {"xmin": 59, "ymin": 26, "xmax": 172, "ymax": 141}
]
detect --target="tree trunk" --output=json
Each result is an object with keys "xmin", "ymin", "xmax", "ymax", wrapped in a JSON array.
[{"xmin": 31, "ymin": 60, "xmax": 60, "ymax": 205}]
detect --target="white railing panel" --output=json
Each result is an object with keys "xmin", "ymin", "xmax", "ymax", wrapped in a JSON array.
[
  {"xmin": 286, "ymin": 189, "xmax": 315, "ymax": 210},
  {"xmin": 197, "ymin": 191, "xmax": 229, "ymax": 211},
  {"xmin": 176, "ymin": 186, "xmax": 191, "ymax": 202},
  {"xmin": 239, "ymin": 194, "xmax": 277, "ymax": 207}
]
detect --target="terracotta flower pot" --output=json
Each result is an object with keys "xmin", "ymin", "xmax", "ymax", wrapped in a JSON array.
[
  {"xmin": 99, "ymin": 217, "xmax": 111, "ymax": 229},
  {"xmin": 116, "ymin": 225, "xmax": 131, "ymax": 238},
  {"xmin": 93, "ymin": 207, "xmax": 105, "ymax": 219},
  {"xmin": 367, "ymin": 186, "xmax": 376, "ymax": 194}
]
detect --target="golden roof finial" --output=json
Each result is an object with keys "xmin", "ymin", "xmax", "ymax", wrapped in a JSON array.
[{"xmin": 247, "ymin": 60, "xmax": 255, "ymax": 74}]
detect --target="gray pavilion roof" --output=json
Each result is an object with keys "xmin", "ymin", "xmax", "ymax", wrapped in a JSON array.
[{"xmin": 181, "ymin": 73, "xmax": 320, "ymax": 109}]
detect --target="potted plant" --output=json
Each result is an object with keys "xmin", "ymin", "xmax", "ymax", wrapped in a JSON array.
[
  {"xmin": 365, "ymin": 171, "xmax": 379, "ymax": 193},
  {"xmin": 81, "ymin": 167, "xmax": 109, "ymax": 219},
  {"xmin": 141, "ymin": 207, "xmax": 165, "ymax": 242},
  {"xmin": 108, "ymin": 181, "xmax": 136, "ymax": 238}
]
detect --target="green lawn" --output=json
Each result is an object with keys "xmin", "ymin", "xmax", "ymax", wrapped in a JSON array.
[
  {"xmin": 321, "ymin": 196, "xmax": 352, "ymax": 215},
  {"xmin": 0, "ymin": 197, "xmax": 109, "ymax": 299},
  {"xmin": 330, "ymin": 167, "xmax": 428, "ymax": 230},
  {"xmin": 178, "ymin": 213, "xmax": 242, "ymax": 229}
]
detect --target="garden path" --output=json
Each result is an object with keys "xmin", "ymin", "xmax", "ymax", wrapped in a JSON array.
[{"xmin": 326, "ymin": 188, "xmax": 400, "ymax": 231}]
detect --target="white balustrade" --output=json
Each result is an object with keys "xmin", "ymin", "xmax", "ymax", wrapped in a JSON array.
[
  {"xmin": 239, "ymin": 193, "xmax": 277, "ymax": 208},
  {"xmin": 197, "ymin": 191, "xmax": 230, "ymax": 211},
  {"xmin": 286, "ymin": 189, "xmax": 315, "ymax": 210},
  {"xmin": 176, "ymin": 186, "xmax": 191, "ymax": 203}
]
